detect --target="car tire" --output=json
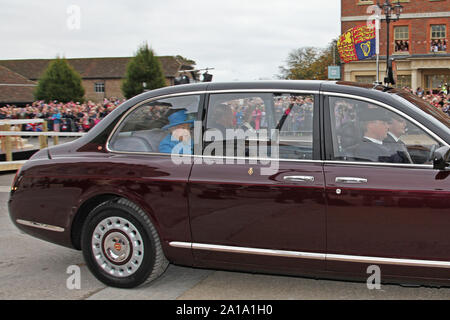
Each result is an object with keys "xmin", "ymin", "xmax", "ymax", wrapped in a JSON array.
[{"xmin": 81, "ymin": 198, "xmax": 169, "ymax": 288}]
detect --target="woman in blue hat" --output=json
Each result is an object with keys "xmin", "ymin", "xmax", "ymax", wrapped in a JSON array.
[{"xmin": 158, "ymin": 110, "xmax": 194, "ymax": 154}]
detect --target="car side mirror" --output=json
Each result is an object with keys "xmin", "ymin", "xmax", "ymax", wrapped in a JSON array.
[{"xmin": 433, "ymin": 146, "xmax": 450, "ymax": 170}]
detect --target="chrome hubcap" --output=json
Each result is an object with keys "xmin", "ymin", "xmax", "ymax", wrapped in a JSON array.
[
  {"xmin": 103, "ymin": 231, "xmax": 131, "ymax": 264},
  {"xmin": 92, "ymin": 216, "xmax": 144, "ymax": 277}
]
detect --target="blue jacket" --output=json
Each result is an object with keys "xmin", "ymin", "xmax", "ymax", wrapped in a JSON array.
[{"xmin": 158, "ymin": 134, "xmax": 193, "ymax": 154}]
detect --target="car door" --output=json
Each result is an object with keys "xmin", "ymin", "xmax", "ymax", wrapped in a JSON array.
[
  {"xmin": 185, "ymin": 90, "xmax": 327, "ymax": 275},
  {"xmin": 323, "ymin": 93, "xmax": 450, "ymax": 280}
]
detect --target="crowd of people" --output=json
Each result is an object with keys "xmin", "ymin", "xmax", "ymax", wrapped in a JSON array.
[
  {"xmin": 430, "ymin": 39, "xmax": 447, "ymax": 53},
  {"xmin": 406, "ymin": 85, "xmax": 450, "ymax": 116},
  {"xmin": 0, "ymin": 98, "xmax": 124, "ymax": 132},
  {"xmin": 394, "ymin": 40, "xmax": 447, "ymax": 53},
  {"xmin": 394, "ymin": 40, "xmax": 409, "ymax": 53}
]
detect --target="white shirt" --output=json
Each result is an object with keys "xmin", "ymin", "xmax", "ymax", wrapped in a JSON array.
[
  {"xmin": 387, "ymin": 132, "xmax": 400, "ymax": 142},
  {"xmin": 364, "ymin": 136, "xmax": 383, "ymax": 145}
]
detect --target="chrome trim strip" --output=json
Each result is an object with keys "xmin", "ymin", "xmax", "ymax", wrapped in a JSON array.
[
  {"xmin": 107, "ymin": 152, "xmax": 322, "ymax": 164},
  {"xmin": 104, "ymin": 150, "xmax": 436, "ymax": 169},
  {"xmin": 16, "ymin": 219, "xmax": 65, "ymax": 232},
  {"xmin": 322, "ymin": 91, "xmax": 449, "ymax": 147},
  {"xmin": 206, "ymin": 89, "xmax": 319, "ymax": 95},
  {"xmin": 324, "ymin": 160, "xmax": 433, "ymax": 169},
  {"xmin": 103, "ymin": 150, "xmax": 437, "ymax": 169},
  {"xmin": 171, "ymin": 242, "xmax": 326, "ymax": 260},
  {"xmin": 169, "ymin": 241, "xmax": 450, "ymax": 269},
  {"xmin": 326, "ymin": 254, "xmax": 450, "ymax": 269},
  {"xmin": 198, "ymin": 154, "xmax": 320, "ymax": 164},
  {"xmin": 169, "ymin": 241, "xmax": 192, "ymax": 249}
]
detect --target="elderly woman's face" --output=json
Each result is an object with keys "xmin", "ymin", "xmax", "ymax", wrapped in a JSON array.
[
  {"xmin": 170, "ymin": 123, "xmax": 191, "ymax": 142},
  {"xmin": 170, "ymin": 123, "xmax": 190, "ymax": 131}
]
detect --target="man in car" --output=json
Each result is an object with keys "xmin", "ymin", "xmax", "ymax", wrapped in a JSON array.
[
  {"xmin": 208, "ymin": 103, "xmax": 234, "ymax": 137},
  {"xmin": 353, "ymin": 108, "xmax": 394, "ymax": 163},
  {"xmin": 383, "ymin": 115, "xmax": 413, "ymax": 163}
]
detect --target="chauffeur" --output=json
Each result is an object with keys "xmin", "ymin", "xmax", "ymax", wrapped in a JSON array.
[{"xmin": 353, "ymin": 108, "xmax": 394, "ymax": 163}]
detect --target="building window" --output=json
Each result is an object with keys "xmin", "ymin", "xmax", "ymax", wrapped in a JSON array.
[
  {"xmin": 355, "ymin": 75, "xmax": 375, "ymax": 84},
  {"xmin": 394, "ymin": 26, "xmax": 409, "ymax": 53},
  {"xmin": 425, "ymin": 74, "xmax": 450, "ymax": 93},
  {"xmin": 430, "ymin": 25, "xmax": 447, "ymax": 52},
  {"xmin": 357, "ymin": 0, "xmax": 373, "ymax": 4},
  {"xmin": 395, "ymin": 75, "xmax": 412, "ymax": 89},
  {"xmin": 95, "ymin": 82, "xmax": 105, "ymax": 93}
]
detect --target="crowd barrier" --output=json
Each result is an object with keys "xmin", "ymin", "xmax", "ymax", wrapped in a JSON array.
[{"xmin": 0, "ymin": 119, "xmax": 85, "ymax": 171}]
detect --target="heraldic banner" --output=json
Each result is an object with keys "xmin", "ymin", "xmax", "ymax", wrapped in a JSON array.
[{"xmin": 337, "ymin": 25, "xmax": 376, "ymax": 63}]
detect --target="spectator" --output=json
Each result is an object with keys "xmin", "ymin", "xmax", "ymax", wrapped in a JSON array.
[
  {"xmin": 415, "ymin": 87, "xmax": 424, "ymax": 98},
  {"xmin": 0, "ymin": 97, "xmax": 123, "ymax": 132}
]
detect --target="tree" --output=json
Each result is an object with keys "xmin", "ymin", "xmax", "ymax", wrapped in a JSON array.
[
  {"xmin": 122, "ymin": 43, "xmax": 166, "ymax": 99},
  {"xmin": 278, "ymin": 47, "xmax": 322, "ymax": 80},
  {"xmin": 34, "ymin": 57, "xmax": 85, "ymax": 102},
  {"xmin": 278, "ymin": 38, "xmax": 340, "ymax": 80}
]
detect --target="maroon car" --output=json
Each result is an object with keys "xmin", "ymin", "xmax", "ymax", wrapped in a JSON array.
[{"xmin": 9, "ymin": 81, "xmax": 450, "ymax": 288}]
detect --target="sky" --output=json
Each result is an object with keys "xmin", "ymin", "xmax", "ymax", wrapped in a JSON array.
[{"xmin": 0, "ymin": 0, "xmax": 341, "ymax": 82}]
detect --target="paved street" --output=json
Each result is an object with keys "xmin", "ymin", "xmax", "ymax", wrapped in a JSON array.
[{"xmin": 1, "ymin": 172, "xmax": 450, "ymax": 300}]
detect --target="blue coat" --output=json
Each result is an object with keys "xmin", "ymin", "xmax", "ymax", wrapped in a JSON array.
[{"xmin": 158, "ymin": 134, "xmax": 193, "ymax": 154}]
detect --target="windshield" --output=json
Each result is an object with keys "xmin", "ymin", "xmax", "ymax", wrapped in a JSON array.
[{"xmin": 390, "ymin": 89, "xmax": 450, "ymax": 129}]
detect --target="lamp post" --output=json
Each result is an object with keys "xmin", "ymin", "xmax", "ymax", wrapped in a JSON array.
[{"xmin": 376, "ymin": 0, "xmax": 403, "ymax": 85}]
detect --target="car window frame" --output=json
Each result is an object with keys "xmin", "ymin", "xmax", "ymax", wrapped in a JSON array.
[
  {"xmin": 106, "ymin": 92, "xmax": 206, "ymax": 156},
  {"xmin": 323, "ymin": 92, "xmax": 449, "ymax": 169}
]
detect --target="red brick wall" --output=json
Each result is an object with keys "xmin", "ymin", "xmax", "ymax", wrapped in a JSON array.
[
  {"xmin": 342, "ymin": 0, "xmax": 450, "ymax": 17},
  {"xmin": 341, "ymin": 0, "xmax": 449, "ymax": 56},
  {"xmin": 82, "ymin": 79, "xmax": 125, "ymax": 102}
]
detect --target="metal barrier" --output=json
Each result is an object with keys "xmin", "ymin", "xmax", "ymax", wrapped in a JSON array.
[{"xmin": 0, "ymin": 119, "xmax": 85, "ymax": 171}]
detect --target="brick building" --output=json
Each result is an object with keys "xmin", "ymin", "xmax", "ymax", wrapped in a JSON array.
[
  {"xmin": 341, "ymin": 0, "xmax": 450, "ymax": 92},
  {"xmin": 0, "ymin": 66, "xmax": 37, "ymax": 105},
  {"xmin": 0, "ymin": 56, "xmax": 196, "ymax": 104}
]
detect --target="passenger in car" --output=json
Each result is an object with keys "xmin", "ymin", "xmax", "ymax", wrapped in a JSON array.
[
  {"xmin": 158, "ymin": 109, "xmax": 194, "ymax": 154},
  {"xmin": 383, "ymin": 115, "xmax": 414, "ymax": 163},
  {"xmin": 353, "ymin": 108, "xmax": 396, "ymax": 163},
  {"xmin": 208, "ymin": 103, "xmax": 234, "ymax": 136}
]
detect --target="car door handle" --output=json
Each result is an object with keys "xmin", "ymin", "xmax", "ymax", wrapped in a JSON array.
[
  {"xmin": 283, "ymin": 175, "xmax": 315, "ymax": 183},
  {"xmin": 335, "ymin": 177, "xmax": 368, "ymax": 184}
]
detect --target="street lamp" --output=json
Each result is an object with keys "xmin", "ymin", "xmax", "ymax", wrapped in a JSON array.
[{"xmin": 377, "ymin": 0, "xmax": 403, "ymax": 85}]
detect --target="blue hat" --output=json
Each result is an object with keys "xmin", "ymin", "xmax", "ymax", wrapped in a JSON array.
[{"xmin": 162, "ymin": 110, "xmax": 194, "ymax": 130}]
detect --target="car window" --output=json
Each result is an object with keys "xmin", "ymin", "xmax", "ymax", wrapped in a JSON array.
[
  {"xmin": 109, "ymin": 95, "xmax": 200, "ymax": 154},
  {"xmin": 205, "ymin": 92, "xmax": 314, "ymax": 160},
  {"xmin": 275, "ymin": 93, "xmax": 314, "ymax": 160},
  {"xmin": 328, "ymin": 96, "xmax": 442, "ymax": 164}
]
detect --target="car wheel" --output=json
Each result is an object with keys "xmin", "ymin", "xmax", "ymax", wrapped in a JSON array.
[{"xmin": 81, "ymin": 198, "xmax": 169, "ymax": 288}]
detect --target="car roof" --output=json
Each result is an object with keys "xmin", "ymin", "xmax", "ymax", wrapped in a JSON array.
[
  {"xmin": 135, "ymin": 80, "xmax": 392, "ymax": 99},
  {"xmin": 207, "ymin": 80, "xmax": 327, "ymax": 92}
]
